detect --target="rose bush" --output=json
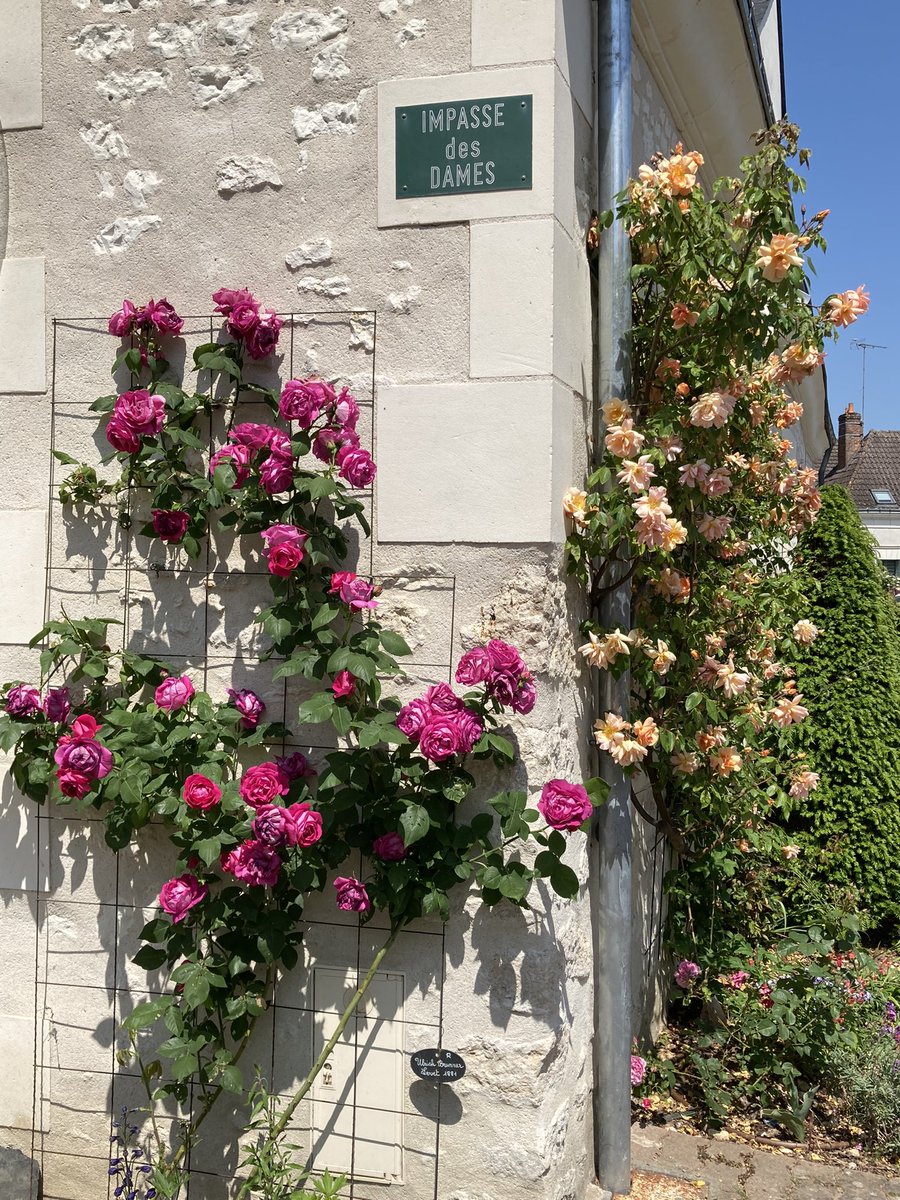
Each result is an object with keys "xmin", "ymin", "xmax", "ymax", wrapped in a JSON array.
[{"xmin": 0, "ymin": 287, "xmax": 605, "ymax": 1197}]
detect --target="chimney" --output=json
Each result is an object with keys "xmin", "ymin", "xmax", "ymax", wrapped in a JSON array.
[{"xmin": 837, "ymin": 403, "xmax": 863, "ymax": 470}]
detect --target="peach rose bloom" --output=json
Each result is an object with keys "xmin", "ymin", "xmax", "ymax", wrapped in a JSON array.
[
  {"xmin": 755, "ymin": 232, "xmax": 803, "ymax": 281},
  {"xmin": 710, "ymin": 747, "xmax": 743, "ymax": 776},
  {"xmin": 671, "ymin": 750, "xmax": 700, "ymax": 774},
  {"xmin": 633, "ymin": 716, "xmax": 659, "ymax": 747},
  {"xmin": 632, "ymin": 487, "xmax": 672, "ymax": 520},
  {"xmin": 789, "ymin": 770, "xmax": 820, "ymax": 799},
  {"xmin": 661, "ymin": 518, "xmax": 688, "ymax": 551},
  {"xmin": 657, "ymin": 435, "xmax": 684, "ymax": 461},
  {"xmin": 700, "ymin": 467, "xmax": 732, "ymax": 498},
  {"xmin": 656, "ymin": 568, "xmax": 691, "ymax": 601},
  {"xmin": 562, "ymin": 487, "xmax": 592, "ymax": 526},
  {"xmin": 697, "ymin": 513, "xmax": 731, "ymax": 541},
  {"xmin": 792, "ymin": 619, "xmax": 819, "ymax": 645},
  {"xmin": 644, "ymin": 639, "xmax": 676, "ymax": 675},
  {"xmin": 578, "ymin": 629, "xmax": 632, "ymax": 670},
  {"xmin": 608, "ymin": 736, "xmax": 647, "ymax": 767},
  {"xmin": 679, "ymin": 460, "xmax": 710, "ymax": 489},
  {"xmin": 770, "ymin": 695, "xmax": 809, "ymax": 727},
  {"xmin": 696, "ymin": 726, "xmax": 726, "ymax": 752},
  {"xmin": 689, "ymin": 391, "xmax": 736, "ymax": 429},
  {"xmin": 655, "ymin": 357, "xmax": 681, "ymax": 380},
  {"xmin": 826, "ymin": 285, "xmax": 870, "ymax": 327},
  {"xmin": 660, "ymin": 145, "xmax": 704, "ymax": 195},
  {"xmin": 671, "ymin": 302, "xmax": 699, "ymax": 329},
  {"xmin": 602, "ymin": 396, "xmax": 632, "ymax": 424},
  {"xmin": 617, "ymin": 455, "xmax": 655, "ymax": 493},
  {"xmin": 780, "ymin": 844, "xmax": 802, "ymax": 860},
  {"xmin": 715, "ymin": 658, "xmax": 750, "ymax": 699},
  {"xmin": 605, "ymin": 418, "xmax": 645, "ymax": 458},
  {"xmin": 594, "ymin": 712, "xmax": 630, "ymax": 751},
  {"xmin": 634, "ymin": 514, "xmax": 669, "ymax": 550}
]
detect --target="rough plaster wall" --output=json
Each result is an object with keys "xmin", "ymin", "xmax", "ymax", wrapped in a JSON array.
[{"xmin": 0, "ymin": 3, "xmax": 603, "ymax": 1199}]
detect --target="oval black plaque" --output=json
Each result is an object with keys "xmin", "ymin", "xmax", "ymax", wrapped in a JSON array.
[{"xmin": 410, "ymin": 1048, "xmax": 466, "ymax": 1084}]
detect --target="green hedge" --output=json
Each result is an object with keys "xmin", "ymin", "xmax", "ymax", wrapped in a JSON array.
[{"xmin": 790, "ymin": 485, "xmax": 900, "ymax": 928}]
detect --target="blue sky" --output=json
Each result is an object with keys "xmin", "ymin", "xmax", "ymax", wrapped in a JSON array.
[{"xmin": 781, "ymin": 3, "xmax": 896, "ymax": 431}]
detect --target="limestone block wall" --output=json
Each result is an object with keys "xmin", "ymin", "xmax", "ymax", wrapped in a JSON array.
[{"xmin": 0, "ymin": 3, "xmax": 605, "ymax": 1199}]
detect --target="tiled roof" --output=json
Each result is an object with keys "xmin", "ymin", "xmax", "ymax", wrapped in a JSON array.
[{"xmin": 824, "ymin": 429, "xmax": 900, "ymax": 511}]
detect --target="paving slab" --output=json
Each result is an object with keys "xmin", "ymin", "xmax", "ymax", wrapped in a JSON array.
[{"xmin": 632, "ymin": 1123, "xmax": 900, "ymax": 1200}]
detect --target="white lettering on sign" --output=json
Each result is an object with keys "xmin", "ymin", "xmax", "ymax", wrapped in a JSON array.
[
  {"xmin": 430, "ymin": 162, "xmax": 495, "ymax": 190},
  {"xmin": 420, "ymin": 102, "xmax": 506, "ymax": 135}
]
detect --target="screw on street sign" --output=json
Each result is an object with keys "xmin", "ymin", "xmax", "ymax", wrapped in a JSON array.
[
  {"xmin": 410, "ymin": 1048, "xmax": 467, "ymax": 1084},
  {"xmin": 395, "ymin": 94, "xmax": 533, "ymax": 199}
]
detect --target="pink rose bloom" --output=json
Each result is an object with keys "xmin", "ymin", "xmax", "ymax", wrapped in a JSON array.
[
  {"xmin": 71, "ymin": 713, "xmax": 102, "ymax": 739},
  {"xmin": 227, "ymin": 688, "xmax": 266, "ymax": 730},
  {"xmin": 630, "ymin": 1055, "xmax": 647, "ymax": 1087},
  {"xmin": 277, "ymin": 751, "xmax": 316, "ymax": 780},
  {"xmin": 224, "ymin": 840, "xmax": 282, "ymax": 887},
  {"xmin": 245, "ymin": 309, "xmax": 282, "ymax": 359},
  {"xmin": 108, "ymin": 299, "xmax": 137, "ymax": 337},
  {"xmin": 152, "ymin": 510, "xmax": 190, "ymax": 544},
  {"xmin": 674, "ymin": 960, "xmax": 701, "ymax": 989},
  {"xmin": 538, "ymin": 779, "xmax": 592, "ymax": 832},
  {"xmin": 424, "ymin": 683, "xmax": 464, "ymax": 715},
  {"xmin": 337, "ymin": 447, "xmax": 377, "ymax": 489},
  {"xmin": 333, "ymin": 670, "xmax": 356, "ymax": 699},
  {"xmin": 455, "ymin": 648, "xmax": 493, "ymax": 687},
  {"xmin": 106, "ymin": 415, "xmax": 142, "ymax": 454},
  {"xmin": 487, "ymin": 671, "xmax": 518, "ymax": 707},
  {"xmin": 209, "ymin": 444, "xmax": 252, "ymax": 487},
  {"xmin": 57, "ymin": 768, "xmax": 93, "ymax": 798},
  {"xmin": 730, "ymin": 970, "xmax": 750, "ymax": 989},
  {"xmin": 486, "ymin": 639, "xmax": 526, "ymax": 676},
  {"xmin": 155, "ymin": 675, "xmax": 195, "ymax": 713},
  {"xmin": 182, "ymin": 774, "xmax": 221, "ymax": 811},
  {"xmin": 159, "ymin": 873, "xmax": 208, "ymax": 923},
  {"xmin": 339, "ymin": 577, "xmax": 378, "ymax": 610},
  {"xmin": 54, "ymin": 734, "xmax": 113, "ymax": 780},
  {"xmin": 396, "ymin": 697, "xmax": 432, "ymax": 743},
  {"xmin": 113, "ymin": 390, "xmax": 166, "ymax": 436},
  {"xmin": 267, "ymin": 542, "xmax": 304, "ymax": 577},
  {"xmin": 419, "ymin": 717, "xmax": 463, "ymax": 763},
  {"xmin": 334, "ymin": 388, "xmax": 360, "ymax": 429},
  {"xmin": 261, "ymin": 524, "xmax": 308, "ymax": 550},
  {"xmin": 280, "ymin": 379, "xmax": 335, "ymax": 427},
  {"xmin": 143, "ymin": 298, "xmax": 184, "ymax": 336},
  {"xmin": 455, "ymin": 707, "xmax": 484, "ymax": 753},
  {"xmin": 372, "ymin": 832, "xmax": 406, "ymax": 861},
  {"xmin": 313, "ymin": 426, "xmax": 359, "ymax": 463},
  {"xmin": 260, "ymin": 454, "xmax": 294, "ymax": 495},
  {"xmin": 334, "ymin": 875, "xmax": 370, "ymax": 912},
  {"xmin": 227, "ymin": 299, "xmax": 261, "ymax": 338},
  {"xmin": 230, "ymin": 422, "xmax": 275, "ymax": 451},
  {"xmin": 212, "ymin": 286, "xmax": 256, "ymax": 316},
  {"xmin": 511, "ymin": 679, "xmax": 537, "ymax": 715},
  {"xmin": 43, "ymin": 687, "xmax": 71, "ymax": 724},
  {"xmin": 252, "ymin": 804, "xmax": 296, "ymax": 847},
  {"xmin": 329, "ymin": 571, "xmax": 357, "ymax": 595},
  {"xmin": 239, "ymin": 762, "xmax": 290, "ymax": 809},
  {"xmin": 287, "ymin": 801, "xmax": 323, "ymax": 847},
  {"xmin": 5, "ymin": 684, "xmax": 41, "ymax": 716}
]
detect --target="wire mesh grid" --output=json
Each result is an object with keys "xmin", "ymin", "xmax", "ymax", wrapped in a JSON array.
[{"xmin": 30, "ymin": 314, "xmax": 456, "ymax": 1200}]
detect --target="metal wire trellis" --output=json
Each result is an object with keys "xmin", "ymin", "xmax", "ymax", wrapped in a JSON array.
[{"xmin": 30, "ymin": 312, "xmax": 456, "ymax": 1200}]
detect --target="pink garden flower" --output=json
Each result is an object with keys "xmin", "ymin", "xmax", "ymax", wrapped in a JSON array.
[
  {"xmin": 5, "ymin": 684, "xmax": 41, "ymax": 716},
  {"xmin": 113, "ymin": 390, "xmax": 166, "ymax": 436},
  {"xmin": 155, "ymin": 675, "xmax": 195, "ymax": 713},
  {"xmin": 288, "ymin": 801, "xmax": 323, "ymax": 847},
  {"xmin": 538, "ymin": 779, "xmax": 592, "ymax": 832},
  {"xmin": 222, "ymin": 840, "xmax": 282, "ymax": 887},
  {"xmin": 332, "ymin": 670, "xmax": 356, "ymax": 699},
  {"xmin": 227, "ymin": 688, "xmax": 266, "ymax": 730},
  {"xmin": 674, "ymin": 960, "xmax": 701, "ymax": 989},
  {"xmin": 630, "ymin": 1055, "xmax": 647, "ymax": 1087},
  {"xmin": 159, "ymin": 873, "xmax": 207, "ymax": 922},
  {"xmin": 279, "ymin": 378, "xmax": 336, "ymax": 426},
  {"xmin": 152, "ymin": 510, "xmax": 190, "ymax": 544},
  {"xmin": 239, "ymin": 762, "xmax": 290, "ymax": 809},
  {"xmin": 372, "ymin": 832, "xmax": 407, "ymax": 861},
  {"xmin": 334, "ymin": 875, "xmax": 371, "ymax": 912},
  {"xmin": 182, "ymin": 774, "xmax": 221, "ymax": 811}
]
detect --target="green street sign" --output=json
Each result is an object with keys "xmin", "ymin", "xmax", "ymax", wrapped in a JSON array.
[{"xmin": 395, "ymin": 94, "xmax": 533, "ymax": 199}]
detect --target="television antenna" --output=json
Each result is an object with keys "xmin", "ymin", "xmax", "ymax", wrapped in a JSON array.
[{"xmin": 852, "ymin": 340, "xmax": 887, "ymax": 424}]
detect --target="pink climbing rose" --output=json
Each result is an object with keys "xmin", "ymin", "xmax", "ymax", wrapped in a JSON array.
[{"xmin": 159, "ymin": 873, "xmax": 208, "ymax": 923}]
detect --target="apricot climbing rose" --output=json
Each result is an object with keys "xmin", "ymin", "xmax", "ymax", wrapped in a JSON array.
[
  {"xmin": 825, "ymin": 285, "xmax": 870, "ymax": 327},
  {"xmin": 756, "ymin": 232, "xmax": 803, "ymax": 282},
  {"xmin": 670, "ymin": 302, "xmax": 699, "ymax": 329},
  {"xmin": 605, "ymin": 419, "xmax": 645, "ymax": 457},
  {"xmin": 792, "ymin": 619, "xmax": 819, "ymax": 644}
]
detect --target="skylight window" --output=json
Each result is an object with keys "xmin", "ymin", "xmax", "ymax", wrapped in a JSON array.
[{"xmin": 872, "ymin": 489, "xmax": 895, "ymax": 504}]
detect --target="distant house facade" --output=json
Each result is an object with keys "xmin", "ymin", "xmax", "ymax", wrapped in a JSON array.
[{"xmin": 823, "ymin": 404, "xmax": 900, "ymax": 580}]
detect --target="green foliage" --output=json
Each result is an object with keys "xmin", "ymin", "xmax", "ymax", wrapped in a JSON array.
[
  {"xmin": 791, "ymin": 485, "xmax": 900, "ymax": 927},
  {"xmin": 827, "ymin": 1027, "xmax": 900, "ymax": 1160}
]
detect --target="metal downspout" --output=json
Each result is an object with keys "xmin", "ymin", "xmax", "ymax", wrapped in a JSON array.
[{"xmin": 592, "ymin": 1, "xmax": 633, "ymax": 1195}]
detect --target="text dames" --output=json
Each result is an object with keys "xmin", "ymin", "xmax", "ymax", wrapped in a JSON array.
[{"xmin": 424, "ymin": 100, "xmax": 506, "ymax": 191}]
